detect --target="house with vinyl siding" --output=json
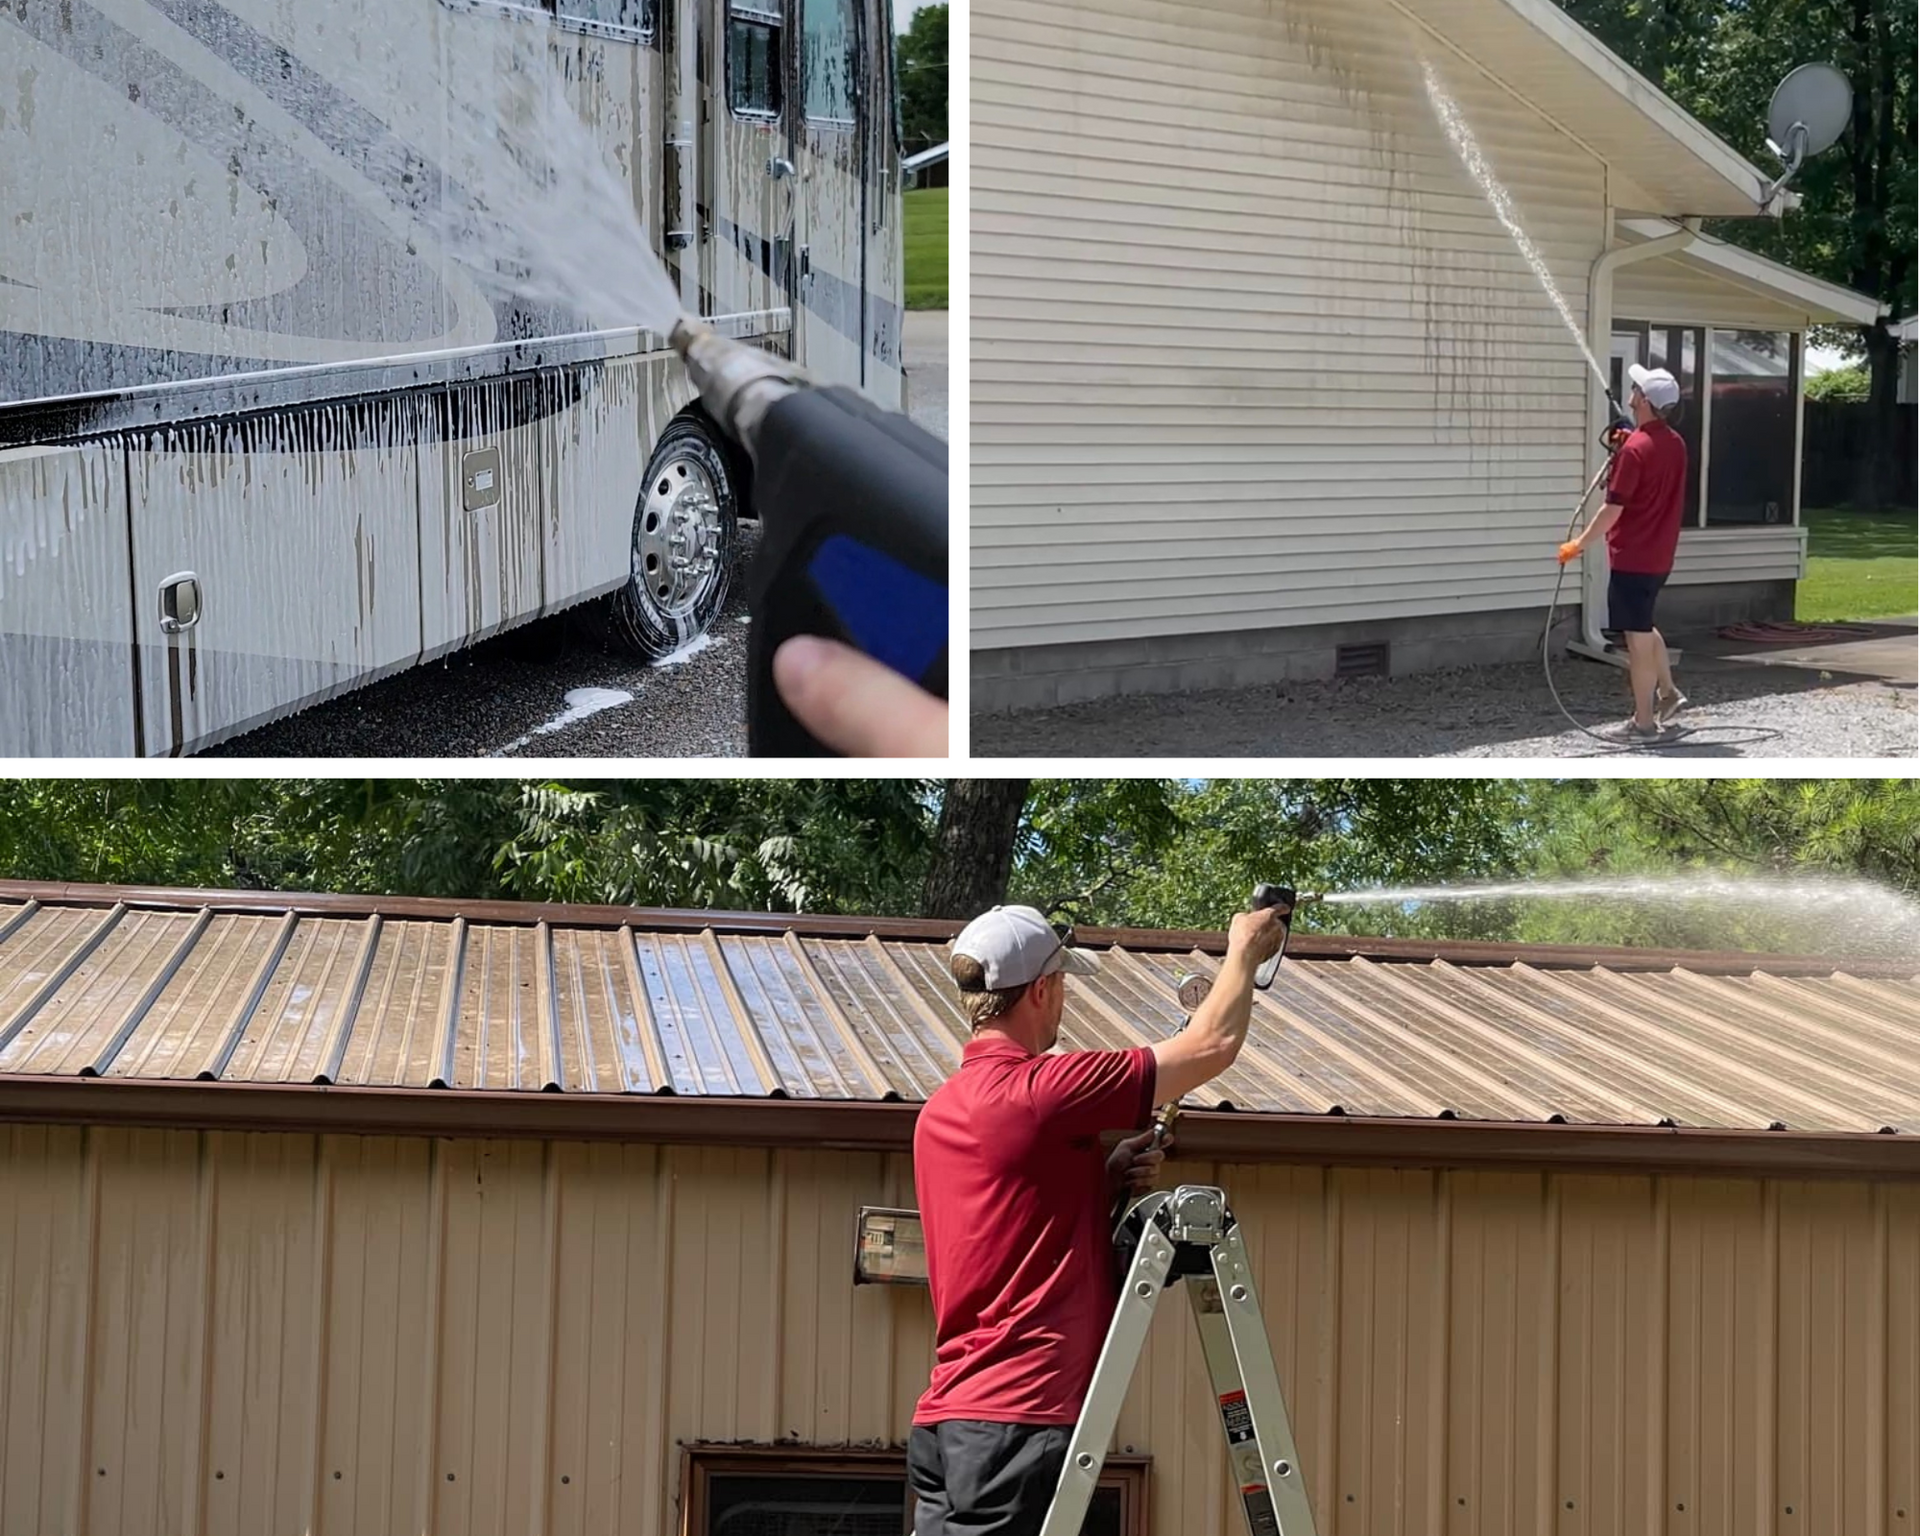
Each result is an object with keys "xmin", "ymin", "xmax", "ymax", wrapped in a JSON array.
[{"xmin": 970, "ymin": 0, "xmax": 1885, "ymax": 709}]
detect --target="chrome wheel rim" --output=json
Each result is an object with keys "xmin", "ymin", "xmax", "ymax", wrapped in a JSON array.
[{"xmin": 633, "ymin": 453, "xmax": 723, "ymax": 617}]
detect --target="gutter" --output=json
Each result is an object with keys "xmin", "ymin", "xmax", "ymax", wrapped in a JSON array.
[
  {"xmin": 1574, "ymin": 214, "xmax": 1702, "ymax": 656},
  {"xmin": 0, "ymin": 1077, "xmax": 1912, "ymax": 1181}
]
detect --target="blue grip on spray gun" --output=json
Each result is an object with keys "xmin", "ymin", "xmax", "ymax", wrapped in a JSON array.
[{"xmin": 744, "ymin": 386, "xmax": 949, "ymax": 756}]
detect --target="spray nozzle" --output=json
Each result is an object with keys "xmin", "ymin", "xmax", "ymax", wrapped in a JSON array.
[
  {"xmin": 668, "ymin": 315, "xmax": 808, "ymax": 452},
  {"xmin": 1598, "ymin": 388, "xmax": 1633, "ymax": 454}
]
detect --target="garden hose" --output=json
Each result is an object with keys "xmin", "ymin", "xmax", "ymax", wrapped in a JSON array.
[{"xmin": 1542, "ymin": 470, "xmax": 1784, "ymax": 755}]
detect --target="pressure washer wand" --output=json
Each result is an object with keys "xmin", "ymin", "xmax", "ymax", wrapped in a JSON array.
[
  {"xmin": 1134, "ymin": 885, "xmax": 1323, "ymax": 1187},
  {"xmin": 668, "ymin": 318, "xmax": 948, "ymax": 757}
]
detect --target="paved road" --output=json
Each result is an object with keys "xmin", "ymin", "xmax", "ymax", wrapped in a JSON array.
[
  {"xmin": 214, "ymin": 321, "xmax": 948, "ymax": 759},
  {"xmin": 904, "ymin": 309, "xmax": 949, "ymax": 440}
]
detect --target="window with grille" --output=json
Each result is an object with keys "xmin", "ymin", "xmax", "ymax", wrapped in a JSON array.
[
  {"xmin": 551, "ymin": 0, "xmax": 655, "ymax": 38},
  {"xmin": 728, "ymin": 0, "xmax": 784, "ymax": 118},
  {"xmin": 685, "ymin": 1447, "xmax": 1148, "ymax": 1535}
]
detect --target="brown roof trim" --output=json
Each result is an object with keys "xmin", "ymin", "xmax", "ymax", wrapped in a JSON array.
[
  {"xmin": 0, "ymin": 1076, "xmax": 1911, "ymax": 1180},
  {"xmin": 0, "ymin": 879, "xmax": 1901, "ymax": 976}
]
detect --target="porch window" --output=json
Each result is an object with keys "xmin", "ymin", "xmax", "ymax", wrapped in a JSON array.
[
  {"xmin": 1647, "ymin": 325, "xmax": 1705, "ymax": 525},
  {"xmin": 728, "ymin": 1, "xmax": 784, "ymax": 118},
  {"xmin": 803, "ymin": 0, "xmax": 859, "ymax": 126},
  {"xmin": 1707, "ymin": 330, "xmax": 1799, "ymax": 526},
  {"xmin": 683, "ymin": 1445, "xmax": 1148, "ymax": 1534}
]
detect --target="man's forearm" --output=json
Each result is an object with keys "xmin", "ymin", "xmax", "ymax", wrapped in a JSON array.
[
  {"xmin": 1187, "ymin": 949, "xmax": 1259, "ymax": 1058},
  {"xmin": 1580, "ymin": 503, "xmax": 1623, "ymax": 549}
]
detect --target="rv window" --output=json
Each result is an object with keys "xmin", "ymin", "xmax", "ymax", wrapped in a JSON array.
[
  {"xmin": 803, "ymin": 0, "xmax": 858, "ymax": 125},
  {"xmin": 728, "ymin": 4, "xmax": 783, "ymax": 117},
  {"xmin": 551, "ymin": 0, "xmax": 656, "ymax": 37}
]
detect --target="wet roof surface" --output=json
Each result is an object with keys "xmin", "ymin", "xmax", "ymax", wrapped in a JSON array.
[{"xmin": 1, "ymin": 889, "xmax": 1915, "ymax": 1134}]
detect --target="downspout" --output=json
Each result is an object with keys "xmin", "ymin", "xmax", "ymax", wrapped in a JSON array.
[{"xmin": 1575, "ymin": 213, "xmax": 1704, "ymax": 655}]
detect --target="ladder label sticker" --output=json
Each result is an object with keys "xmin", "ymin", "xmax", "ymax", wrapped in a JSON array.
[
  {"xmin": 1239, "ymin": 1485, "xmax": 1281, "ymax": 1536},
  {"xmin": 1218, "ymin": 1389, "xmax": 1256, "ymax": 1447}
]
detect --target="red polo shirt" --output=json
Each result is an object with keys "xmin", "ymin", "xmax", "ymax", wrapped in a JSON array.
[
  {"xmin": 1605, "ymin": 419, "xmax": 1689, "ymax": 575},
  {"xmin": 912, "ymin": 1036, "xmax": 1157, "ymax": 1425}
]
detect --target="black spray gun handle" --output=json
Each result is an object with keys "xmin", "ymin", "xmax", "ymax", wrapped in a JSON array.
[
  {"xmin": 669, "ymin": 320, "xmax": 949, "ymax": 756},
  {"xmin": 1147, "ymin": 886, "xmax": 1300, "ymax": 1154},
  {"xmin": 745, "ymin": 387, "xmax": 948, "ymax": 754},
  {"xmin": 1250, "ymin": 883, "xmax": 1298, "ymax": 990}
]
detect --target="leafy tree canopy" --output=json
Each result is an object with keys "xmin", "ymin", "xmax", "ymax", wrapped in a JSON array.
[{"xmin": 2, "ymin": 778, "xmax": 1913, "ymax": 955}]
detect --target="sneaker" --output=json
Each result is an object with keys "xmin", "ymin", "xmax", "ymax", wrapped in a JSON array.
[
  {"xmin": 1655, "ymin": 687, "xmax": 1689, "ymax": 725},
  {"xmin": 1600, "ymin": 716, "xmax": 1670, "ymax": 744}
]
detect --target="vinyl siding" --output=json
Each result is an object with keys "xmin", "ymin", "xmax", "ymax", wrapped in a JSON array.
[
  {"xmin": 4, "ymin": 1125, "xmax": 1914, "ymax": 1536},
  {"xmin": 1669, "ymin": 526, "xmax": 1806, "ymax": 585},
  {"xmin": 974, "ymin": 0, "xmax": 1609, "ymax": 650}
]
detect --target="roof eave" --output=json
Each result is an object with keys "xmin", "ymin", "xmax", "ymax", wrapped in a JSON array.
[
  {"xmin": 1620, "ymin": 218, "xmax": 1886, "ymax": 324},
  {"xmin": 1494, "ymin": 0, "xmax": 1777, "ymax": 218},
  {"xmin": 0, "ymin": 1077, "xmax": 1912, "ymax": 1181}
]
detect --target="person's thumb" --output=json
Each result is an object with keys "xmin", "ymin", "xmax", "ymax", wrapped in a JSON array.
[{"xmin": 772, "ymin": 636, "xmax": 948, "ymax": 757}]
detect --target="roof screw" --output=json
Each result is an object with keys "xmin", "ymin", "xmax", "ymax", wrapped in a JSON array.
[
  {"xmin": 1135, "ymin": 1281, "xmax": 1153, "ymax": 1297},
  {"xmin": 1230, "ymin": 1284, "xmax": 1248, "ymax": 1301},
  {"xmin": 1275, "ymin": 1461, "xmax": 1291, "ymax": 1477},
  {"xmin": 1076, "ymin": 1453, "xmax": 1095, "ymax": 1470}
]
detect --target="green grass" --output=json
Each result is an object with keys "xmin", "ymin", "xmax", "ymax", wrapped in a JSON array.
[
  {"xmin": 1796, "ymin": 506, "xmax": 1919, "ymax": 622},
  {"xmin": 903, "ymin": 187, "xmax": 947, "ymax": 310}
]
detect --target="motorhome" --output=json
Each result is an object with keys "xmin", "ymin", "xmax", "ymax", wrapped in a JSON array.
[{"xmin": 1, "ymin": 0, "xmax": 903, "ymax": 754}]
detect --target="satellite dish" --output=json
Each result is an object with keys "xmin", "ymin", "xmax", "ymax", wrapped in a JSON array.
[
  {"xmin": 1767, "ymin": 63, "xmax": 1853, "ymax": 160},
  {"xmin": 1759, "ymin": 63, "xmax": 1852, "ymax": 208}
]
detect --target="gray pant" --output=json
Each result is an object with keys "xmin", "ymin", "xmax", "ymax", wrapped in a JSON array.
[{"xmin": 908, "ymin": 1421, "xmax": 1072, "ymax": 1536}]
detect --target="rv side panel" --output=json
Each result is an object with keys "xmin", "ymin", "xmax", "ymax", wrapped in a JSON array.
[
  {"xmin": 127, "ymin": 399, "xmax": 428, "ymax": 756},
  {"xmin": 0, "ymin": 442, "xmax": 140, "ymax": 756}
]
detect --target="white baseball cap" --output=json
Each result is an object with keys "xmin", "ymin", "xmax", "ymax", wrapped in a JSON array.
[
  {"xmin": 952, "ymin": 905, "xmax": 1101, "ymax": 989},
  {"xmin": 1627, "ymin": 364, "xmax": 1681, "ymax": 409}
]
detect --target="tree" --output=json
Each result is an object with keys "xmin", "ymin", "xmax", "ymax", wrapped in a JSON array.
[
  {"xmin": 3, "ymin": 779, "xmax": 1912, "ymax": 958},
  {"xmin": 1007, "ymin": 779, "xmax": 1539, "ymax": 936},
  {"xmin": 895, "ymin": 4, "xmax": 947, "ymax": 157},
  {"xmin": 1556, "ymin": 0, "xmax": 1916, "ymax": 506},
  {"xmin": 0, "ymin": 780, "xmax": 939, "ymax": 914},
  {"xmin": 1806, "ymin": 361, "xmax": 1871, "ymax": 401},
  {"xmin": 921, "ymin": 779, "xmax": 1029, "ymax": 917}
]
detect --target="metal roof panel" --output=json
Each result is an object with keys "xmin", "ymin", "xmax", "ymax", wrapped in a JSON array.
[{"xmin": 0, "ymin": 888, "xmax": 1913, "ymax": 1144}]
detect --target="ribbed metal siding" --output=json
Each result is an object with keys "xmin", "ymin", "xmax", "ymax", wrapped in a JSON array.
[
  {"xmin": 3, "ymin": 1127, "xmax": 1912, "ymax": 1535},
  {"xmin": 974, "ymin": 0, "xmax": 1607, "ymax": 650},
  {"xmin": 4, "ymin": 899, "xmax": 1917, "ymax": 1134}
]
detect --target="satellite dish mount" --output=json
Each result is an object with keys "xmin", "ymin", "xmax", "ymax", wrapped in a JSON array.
[{"xmin": 1759, "ymin": 63, "xmax": 1853, "ymax": 209}]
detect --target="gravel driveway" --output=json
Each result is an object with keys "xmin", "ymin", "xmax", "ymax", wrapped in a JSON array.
[
  {"xmin": 207, "ymin": 529, "xmax": 759, "ymax": 759},
  {"xmin": 213, "ymin": 326, "xmax": 948, "ymax": 759},
  {"xmin": 974, "ymin": 649, "xmax": 1919, "ymax": 760}
]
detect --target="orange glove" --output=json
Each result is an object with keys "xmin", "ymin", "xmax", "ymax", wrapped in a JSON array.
[{"xmin": 1557, "ymin": 540, "xmax": 1583, "ymax": 565}]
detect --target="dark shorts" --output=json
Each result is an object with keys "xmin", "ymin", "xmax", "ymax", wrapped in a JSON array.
[
  {"xmin": 1607, "ymin": 570, "xmax": 1668, "ymax": 634},
  {"xmin": 908, "ymin": 1421, "xmax": 1071, "ymax": 1536}
]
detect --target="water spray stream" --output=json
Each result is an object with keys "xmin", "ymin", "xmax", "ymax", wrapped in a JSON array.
[
  {"xmin": 1417, "ymin": 58, "xmax": 1608, "ymax": 390},
  {"xmin": 368, "ymin": 22, "xmax": 686, "ymax": 336},
  {"xmin": 1318, "ymin": 874, "xmax": 1920, "ymax": 959}
]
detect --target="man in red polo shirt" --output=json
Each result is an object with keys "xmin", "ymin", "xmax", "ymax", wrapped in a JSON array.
[
  {"xmin": 1559, "ymin": 363, "xmax": 1692, "ymax": 742},
  {"xmin": 907, "ymin": 902, "xmax": 1290, "ymax": 1535}
]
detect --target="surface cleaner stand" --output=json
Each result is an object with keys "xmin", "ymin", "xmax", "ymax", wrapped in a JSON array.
[{"xmin": 1040, "ymin": 1184, "xmax": 1320, "ymax": 1536}]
